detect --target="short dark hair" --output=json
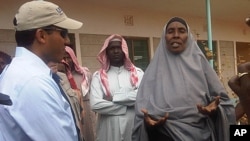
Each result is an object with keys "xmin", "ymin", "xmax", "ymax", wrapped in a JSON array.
[
  {"xmin": 14, "ymin": 17, "xmax": 55, "ymax": 48},
  {"xmin": 13, "ymin": 17, "xmax": 35, "ymax": 48},
  {"xmin": 15, "ymin": 30, "xmax": 37, "ymax": 48},
  {"xmin": 15, "ymin": 27, "xmax": 55, "ymax": 48},
  {"xmin": 0, "ymin": 51, "xmax": 12, "ymax": 64}
]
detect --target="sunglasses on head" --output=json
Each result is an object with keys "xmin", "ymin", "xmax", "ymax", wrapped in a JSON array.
[{"xmin": 42, "ymin": 26, "xmax": 68, "ymax": 38}]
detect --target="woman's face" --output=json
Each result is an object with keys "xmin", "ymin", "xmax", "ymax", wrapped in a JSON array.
[{"xmin": 165, "ymin": 21, "xmax": 188, "ymax": 54}]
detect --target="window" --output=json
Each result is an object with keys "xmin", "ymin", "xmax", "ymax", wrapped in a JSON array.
[
  {"xmin": 125, "ymin": 37, "xmax": 150, "ymax": 71},
  {"xmin": 197, "ymin": 40, "xmax": 218, "ymax": 73}
]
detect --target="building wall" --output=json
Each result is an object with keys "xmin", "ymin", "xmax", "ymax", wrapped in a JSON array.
[{"xmin": 1, "ymin": 1, "xmax": 250, "ymax": 100}]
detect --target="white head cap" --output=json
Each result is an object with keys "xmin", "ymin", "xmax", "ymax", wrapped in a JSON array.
[
  {"xmin": 14, "ymin": 0, "xmax": 83, "ymax": 31},
  {"xmin": 110, "ymin": 37, "xmax": 122, "ymax": 42}
]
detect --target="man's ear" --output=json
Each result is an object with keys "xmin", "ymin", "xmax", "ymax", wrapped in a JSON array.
[{"xmin": 35, "ymin": 29, "xmax": 47, "ymax": 44}]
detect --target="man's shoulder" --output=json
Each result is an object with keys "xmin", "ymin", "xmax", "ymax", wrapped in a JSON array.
[{"xmin": 1, "ymin": 65, "xmax": 49, "ymax": 84}]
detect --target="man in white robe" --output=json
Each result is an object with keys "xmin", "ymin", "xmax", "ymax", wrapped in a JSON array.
[{"xmin": 90, "ymin": 34, "xmax": 144, "ymax": 141}]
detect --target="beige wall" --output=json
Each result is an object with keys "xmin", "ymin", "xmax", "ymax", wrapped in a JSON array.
[
  {"xmin": 1, "ymin": 0, "xmax": 250, "ymax": 100},
  {"xmin": 218, "ymin": 41, "xmax": 236, "ymax": 99},
  {"xmin": 79, "ymin": 34, "xmax": 109, "ymax": 73},
  {"xmin": 1, "ymin": 1, "xmax": 250, "ymax": 63}
]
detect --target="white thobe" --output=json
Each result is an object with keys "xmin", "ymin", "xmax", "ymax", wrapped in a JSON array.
[{"xmin": 90, "ymin": 66, "xmax": 144, "ymax": 141}]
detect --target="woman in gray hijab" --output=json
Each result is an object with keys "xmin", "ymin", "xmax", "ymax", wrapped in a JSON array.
[{"xmin": 132, "ymin": 17, "xmax": 236, "ymax": 141}]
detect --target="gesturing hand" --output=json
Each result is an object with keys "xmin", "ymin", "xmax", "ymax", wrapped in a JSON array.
[
  {"xmin": 141, "ymin": 108, "xmax": 168, "ymax": 128},
  {"xmin": 197, "ymin": 96, "xmax": 220, "ymax": 115}
]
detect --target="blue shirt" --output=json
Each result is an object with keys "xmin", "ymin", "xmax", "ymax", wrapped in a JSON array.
[{"xmin": 0, "ymin": 47, "xmax": 77, "ymax": 141}]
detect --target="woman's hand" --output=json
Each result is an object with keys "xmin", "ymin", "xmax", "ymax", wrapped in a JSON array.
[
  {"xmin": 141, "ymin": 108, "xmax": 168, "ymax": 128},
  {"xmin": 197, "ymin": 96, "xmax": 220, "ymax": 115}
]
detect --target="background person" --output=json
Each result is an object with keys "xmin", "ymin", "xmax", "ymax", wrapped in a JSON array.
[
  {"xmin": 132, "ymin": 17, "xmax": 236, "ymax": 141},
  {"xmin": 48, "ymin": 61, "xmax": 85, "ymax": 141},
  {"xmin": 228, "ymin": 62, "xmax": 250, "ymax": 124},
  {"xmin": 0, "ymin": 1, "xmax": 83, "ymax": 141},
  {"xmin": 63, "ymin": 46, "xmax": 95, "ymax": 141},
  {"xmin": 90, "ymin": 34, "xmax": 144, "ymax": 141},
  {"xmin": 0, "ymin": 51, "xmax": 12, "ymax": 74}
]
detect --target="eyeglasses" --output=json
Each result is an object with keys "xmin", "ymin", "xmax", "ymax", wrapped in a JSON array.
[{"xmin": 42, "ymin": 27, "xmax": 68, "ymax": 38}]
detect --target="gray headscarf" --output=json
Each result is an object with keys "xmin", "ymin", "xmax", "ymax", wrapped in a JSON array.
[{"xmin": 132, "ymin": 17, "xmax": 236, "ymax": 141}]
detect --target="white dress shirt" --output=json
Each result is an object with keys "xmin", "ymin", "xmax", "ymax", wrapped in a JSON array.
[{"xmin": 0, "ymin": 47, "xmax": 77, "ymax": 141}]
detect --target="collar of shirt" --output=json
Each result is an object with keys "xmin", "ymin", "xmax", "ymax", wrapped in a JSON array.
[{"xmin": 15, "ymin": 47, "xmax": 51, "ymax": 76}]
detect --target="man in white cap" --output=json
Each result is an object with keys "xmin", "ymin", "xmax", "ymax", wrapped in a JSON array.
[{"xmin": 0, "ymin": 1, "xmax": 82, "ymax": 141}]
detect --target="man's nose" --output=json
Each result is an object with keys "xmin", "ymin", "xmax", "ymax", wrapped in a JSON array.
[
  {"xmin": 64, "ymin": 35, "xmax": 71, "ymax": 46},
  {"xmin": 114, "ymin": 48, "xmax": 120, "ymax": 53}
]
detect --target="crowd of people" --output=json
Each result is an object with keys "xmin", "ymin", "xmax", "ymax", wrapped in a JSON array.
[{"xmin": 0, "ymin": 0, "xmax": 249, "ymax": 141}]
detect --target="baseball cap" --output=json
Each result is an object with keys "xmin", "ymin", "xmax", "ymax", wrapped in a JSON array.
[{"xmin": 14, "ymin": 0, "xmax": 83, "ymax": 31}]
